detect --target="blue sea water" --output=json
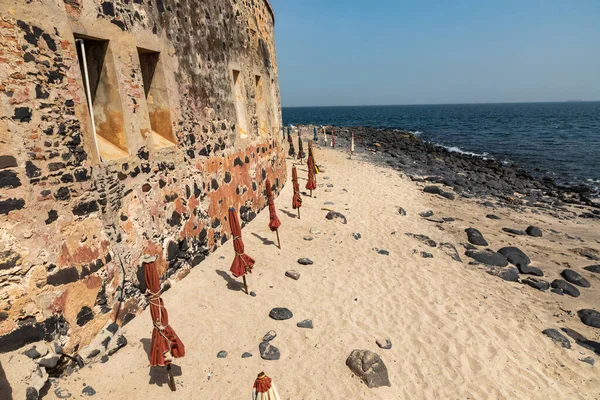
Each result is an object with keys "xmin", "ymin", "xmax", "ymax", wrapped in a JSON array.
[{"xmin": 282, "ymin": 102, "xmax": 600, "ymax": 192}]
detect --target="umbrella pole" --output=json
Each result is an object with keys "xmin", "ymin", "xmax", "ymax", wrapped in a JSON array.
[
  {"xmin": 297, "ymin": 208, "xmax": 300, "ymax": 219},
  {"xmin": 242, "ymin": 275, "xmax": 249, "ymax": 295},
  {"xmin": 276, "ymin": 230, "xmax": 281, "ymax": 249},
  {"xmin": 167, "ymin": 364, "xmax": 176, "ymax": 392},
  {"xmin": 310, "ymin": 189, "xmax": 313, "ymax": 197}
]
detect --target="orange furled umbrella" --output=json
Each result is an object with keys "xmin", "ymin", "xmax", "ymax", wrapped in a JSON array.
[
  {"xmin": 305, "ymin": 153, "xmax": 317, "ymax": 197},
  {"xmin": 229, "ymin": 207, "xmax": 255, "ymax": 294},
  {"xmin": 265, "ymin": 179, "xmax": 281, "ymax": 248},
  {"xmin": 292, "ymin": 166, "xmax": 302, "ymax": 219},
  {"xmin": 142, "ymin": 256, "xmax": 185, "ymax": 392},
  {"xmin": 287, "ymin": 131, "xmax": 295, "ymax": 157}
]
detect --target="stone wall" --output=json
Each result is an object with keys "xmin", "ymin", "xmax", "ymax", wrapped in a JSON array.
[{"xmin": 0, "ymin": 0, "xmax": 284, "ymax": 355}]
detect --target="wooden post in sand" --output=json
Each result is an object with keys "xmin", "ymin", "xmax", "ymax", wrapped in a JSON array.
[
  {"xmin": 297, "ymin": 208, "xmax": 301, "ymax": 219},
  {"xmin": 167, "ymin": 365, "xmax": 176, "ymax": 391},
  {"xmin": 242, "ymin": 275, "xmax": 249, "ymax": 295},
  {"xmin": 275, "ymin": 230, "xmax": 281, "ymax": 249}
]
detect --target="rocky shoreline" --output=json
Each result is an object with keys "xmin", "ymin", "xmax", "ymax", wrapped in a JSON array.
[{"xmin": 322, "ymin": 126, "xmax": 599, "ymax": 218}]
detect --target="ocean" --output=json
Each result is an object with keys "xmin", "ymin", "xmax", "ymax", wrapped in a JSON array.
[{"xmin": 282, "ymin": 102, "xmax": 600, "ymax": 194}]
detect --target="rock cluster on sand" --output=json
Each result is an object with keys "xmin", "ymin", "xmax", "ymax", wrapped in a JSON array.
[
  {"xmin": 465, "ymin": 249, "xmax": 508, "ymax": 267},
  {"xmin": 542, "ymin": 329, "xmax": 571, "ymax": 349},
  {"xmin": 346, "ymin": 350, "xmax": 391, "ymax": 388}
]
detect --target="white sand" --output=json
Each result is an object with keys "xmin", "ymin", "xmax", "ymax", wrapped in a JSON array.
[{"xmin": 13, "ymin": 147, "xmax": 600, "ymax": 399}]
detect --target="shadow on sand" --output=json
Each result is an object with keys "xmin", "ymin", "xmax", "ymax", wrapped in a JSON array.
[
  {"xmin": 140, "ymin": 338, "xmax": 183, "ymax": 388},
  {"xmin": 215, "ymin": 270, "xmax": 244, "ymax": 292},
  {"xmin": 279, "ymin": 209, "xmax": 297, "ymax": 219},
  {"xmin": 251, "ymin": 232, "xmax": 275, "ymax": 247}
]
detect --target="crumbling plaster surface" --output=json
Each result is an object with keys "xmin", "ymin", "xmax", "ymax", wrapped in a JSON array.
[{"xmin": 0, "ymin": 0, "xmax": 284, "ymax": 355}]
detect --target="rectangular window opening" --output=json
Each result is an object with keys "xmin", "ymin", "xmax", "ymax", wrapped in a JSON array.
[
  {"xmin": 75, "ymin": 35, "xmax": 128, "ymax": 161},
  {"xmin": 137, "ymin": 47, "xmax": 176, "ymax": 148},
  {"xmin": 255, "ymin": 75, "xmax": 266, "ymax": 137},
  {"xmin": 232, "ymin": 70, "xmax": 248, "ymax": 139}
]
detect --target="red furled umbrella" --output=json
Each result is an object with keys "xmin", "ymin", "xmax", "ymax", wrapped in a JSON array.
[
  {"xmin": 306, "ymin": 153, "xmax": 317, "ymax": 197},
  {"xmin": 265, "ymin": 179, "xmax": 281, "ymax": 248},
  {"xmin": 287, "ymin": 132, "xmax": 295, "ymax": 157},
  {"xmin": 292, "ymin": 166, "xmax": 302, "ymax": 219},
  {"xmin": 253, "ymin": 372, "xmax": 281, "ymax": 399},
  {"xmin": 229, "ymin": 207, "xmax": 255, "ymax": 294},
  {"xmin": 143, "ymin": 257, "xmax": 185, "ymax": 391},
  {"xmin": 297, "ymin": 135, "xmax": 305, "ymax": 162}
]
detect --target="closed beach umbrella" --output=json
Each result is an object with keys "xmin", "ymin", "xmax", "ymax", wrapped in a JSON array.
[
  {"xmin": 350, "ymin": 132, "xmax": 355, "ymax": 158},
  {"xmin": 292, "ymin": 166, "xmax": 302, "ymax": 219},
  {"xmin": 228, "ymin": 207, "xmax": 255, "ymax": 294},
  {"xmin": 331, "ymin": 127, "xmax": 335, "ymax": 148},
  {"xmin": 306, "ymin": 153, "xmax": 317, "ymax": 197},
  {"xmin": 252, "ymin": 372, "xmax": 281, "ymax": 400},
  {"xmin": 313, "ymin": 126, "xmax": 318, "ymax": 142},
  {"xmin": 287, "ymin": 131, "xmax": 296, "ymax": 157},
  {"xmin": 143, "ymin": 256, "xmax": 185, "ymax": 391},
  {"xmin": 265, "ymin": 179, "xmax": 281, "ymax": 248},
  {"xmin": 308, "ymin": 140, "xmax": 319, "ymax": 175},
  {"xmin": 323, "ymin": 127, "xmax": 328, "ymax": 145},
  {"xmin": 297, "ymin": 135, "xmax": 305, "ymax": 162}
]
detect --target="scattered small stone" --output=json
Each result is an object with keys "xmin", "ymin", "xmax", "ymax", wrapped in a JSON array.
[
  {"xmin": 107, "ymin": 335, "xmax": 127, "ymax": 356},
  {"xmin": 502, "ymin": 227, "xmax": 526, "ymax": 236},
  {"xmin": 374, "ymin": 248, "xmax": 389, "ymax": 256},
  {"xmin": 561, "ymin": 270, "xmax": 591, "ymax": 288},
  {"xmin": 398, "ymin": 207, "xmax": 407, "ymax": 216},
  {"xmin": 551, "ymin": 280, "xmax": 580, "ymax": 298},
  {"xmin": 423, "ymin": 186, "xmax": 442, "ymax": 195},
  {"xmin": 285, "ymin": 270, "xmax": 300, "ymax": 280},
  {"xmin": 259, "ymin": 341, "xmax": 280, "ymax": 360},
  {"xmin": 439, "ymin": 243, "xmax": 462, "ymax": 262},
  {"xmin": 82, "ymin": 386, "xmax": 96, "ymax": 396},
  {"xmin": 376, "ymin": 339, "xmax": 392, "ymax": 350},
  {"xmin": 241, "ymin": 352, "xmax": 253, "ymax": 358},
  {"xmin": 465, "ymin": 249, "xmax": 508, "ymax": 267},
  {"xmin": 269, "ymin": 307, "xmax": 293, "ymax": 320},
  {"xmin": 578, "ymin": 309, "xmax": 600, "ymax": 328},
  {"xmin": 100, "ymin": 355, "xmax": 108, "ymax": 363},
  {"xmin": 324, "ymin": 201, "xmax": 334, "ymax": 205},
  {"xmin": 250, "ymin": 291, "xmax": 257, "ymax": 297},
  {"xmin": 522, "ymin": 277, "xmax": 550, "ymax": 291},
  {"xmin": 263, "ymin": 330, "xmax": 277, "ymax": 342},
  {"xmin": 420, "ymin": 252, "xmax": 433, "ymax": 258},
  {"xmin": 346, "ymin": 349, "xmax": 391, "ymax": 388},
  {"xmin": 51, "ymin": 342, "xmax": 63, "ymax": 355},
  {"xmin": 217, "ymin": 350, "xmax": 228, "ymax": 358},
  {"xmin": 325, "ymin": 211, "xmax": 347, "ymax": 224},
  {"xmin": 442, "ymin": 217, "xmax": 455, "ymax": 222},
  {"xmin": 297, "ymin": 258, "xmax": 313, "ymax": 265},
  {"xmin": 486, "ymin": 214, "xmax": 501, "ymax": 220},
  {"xmin": 579, "ymin": 356, "xmax": 595, "ymax": 365},
  {"xmin": 54, "ymin": 388, "xmax": 72, "ymax": 399},
  {"xmin": 465, "ymin": 228, "xmax": 488, "ymax": 246},
  {"xmin": 405, "ymin": 233, "xmax": 436, "ymax": 247},
  {"xmin": 309, "ymin": 228, "xmax": 321, "ymax": 234},
  {"xmin": 419, "ymin": 210, "xmax": 434, "ymax": 218},
  {"xmin": 303, "ymin": 236, "xmax": 313, "ymax": 241},
  {"xmin": 352, "ymin": 232, "xmax": 362, "ymax": 240},
  {"xmin": 297, "ymin": 319, "xmax": 313, "ymax": 329},
  {"xmin": 526, "ymin": 226, "xmax": 543, "ymax": 237},
  {"xmin": 542, "ymin": 329, "xmax": 571, "ymax": 349}
]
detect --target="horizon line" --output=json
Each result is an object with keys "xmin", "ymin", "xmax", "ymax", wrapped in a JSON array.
[{"xmin": 282, "ymin": 100, "xmax": 600, "ymax": 108}]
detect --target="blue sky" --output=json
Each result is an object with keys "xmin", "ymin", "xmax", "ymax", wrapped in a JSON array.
[{"xmin": 272, "ymin": 0, "xmax": 600, "ymax": 107}]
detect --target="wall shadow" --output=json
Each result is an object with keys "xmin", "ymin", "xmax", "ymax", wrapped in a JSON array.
[{"xmin": 0, "ymin": 361, "xmax": 12, "ymax": 399}]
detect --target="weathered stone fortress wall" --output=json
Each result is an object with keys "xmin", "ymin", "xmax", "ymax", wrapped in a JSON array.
[{"xmin": 0, "ymin": 0, "xmax": 284, "ymax": 354}]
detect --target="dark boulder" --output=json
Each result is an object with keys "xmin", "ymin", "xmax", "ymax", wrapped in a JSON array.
[
  {"xmin": 423, "ymin": 186, "xmax": 442, "ymax": 195},
  {"xmin": 497, "ymin": 247, "xmax": 531, "ymax": 268},
  {"xmin": 465, "ymin": 228, "xmax": 488, "ymax": 246},
  {"xmin": 502, "ymin": 227, "xmax": 526, "ymax": 236},
  {"xmin": 584, "ymin": 265, "xmax": 600, "ymax": 274},
  {"xmin": 465, "ymin": 249, "xmax": 508, "ymax": 267},
  {"xmin": 526, "ymin": 226, "xmax": 543, "ymax": 237},
  {"xmin": 522, "ymin": 277, "xmax": 550, "ymax": 291},
  {"xmin": 269, "ymin": 308, "xmax": 293, "ymax": 320},
  {"xmin": 486, "ymin": 266, "xmax": 519, "ymax": 282},
  {"xmin": 578, "ymin": 309, "xmax": 600, "ymax": 329},
  {"xmin": 259, "ymin": 341, "xmax": 280, "ymax": 360},
  {"xmin": 346, "ymin": 349, "xmax": 391, "ymax": 388},
  {"xmin": 550, "ymin": 280, "xmax": 580, "ymax": 298},
  {"xmin": 561, "ymin": 270, "xmax": 590, "ymax": 288},
  {"xmin": 325, "ymin": 211, "xmax": 347, "ymax": 224},
  {"xmin": 517, "ymin": 264, "xmax": 544, "ymax": 276},
  {"xmin": 542, "ymin": 329, "xmax": 571, "ymax": 349}
]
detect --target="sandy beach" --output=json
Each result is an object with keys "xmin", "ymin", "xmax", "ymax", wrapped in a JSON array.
[{"xmin": 4, "ymin": 139, "xmax": 600, "ymax": 399}]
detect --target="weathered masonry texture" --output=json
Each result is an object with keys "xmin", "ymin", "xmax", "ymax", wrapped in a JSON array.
[{"xmin": 0, "ymin": 0, "xmax": 284, "ymax": 355}]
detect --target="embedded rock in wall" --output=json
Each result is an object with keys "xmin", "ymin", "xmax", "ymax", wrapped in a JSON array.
[{"xmin": 0, "ymin": 0, "xmax": 284, "ymax": 359}]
